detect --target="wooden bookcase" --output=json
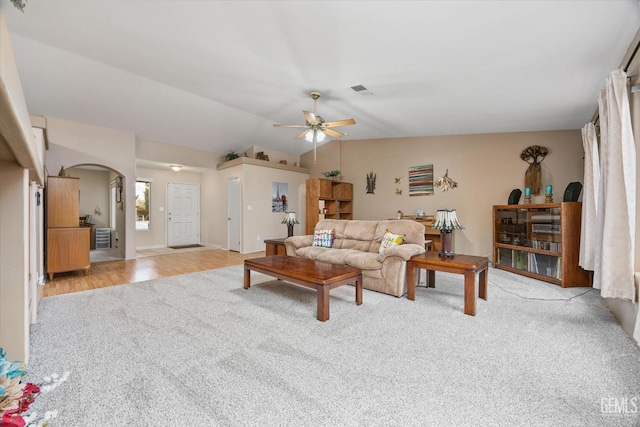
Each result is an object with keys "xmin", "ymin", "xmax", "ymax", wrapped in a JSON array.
[
  {"xmin": 46, "ymin": 176, "xmax": 91, "ymax": 280},
  {"xmin": 305, "ymin": 178, "xmax": 353, "ymax": 234},
  {"xmin": 493, "ymin": 202, "xmax": 590, "ymax": 287}
]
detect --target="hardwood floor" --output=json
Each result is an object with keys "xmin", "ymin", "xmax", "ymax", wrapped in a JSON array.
[{"xmin": 43, "ymin": 249, "xmax": 265, "ymax": 297}]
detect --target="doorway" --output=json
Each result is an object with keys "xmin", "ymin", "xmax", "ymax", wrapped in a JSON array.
[
  {"xmin": 227, "ymin": 177, "xmax": 241, "ymax": 252},
  {"xmin": 167, "ymin": 182, "xmax": 200, "ymax": 247},
  {"xmin": 65, "ymin": 165, "xmax": 125, "ymax": 263}
]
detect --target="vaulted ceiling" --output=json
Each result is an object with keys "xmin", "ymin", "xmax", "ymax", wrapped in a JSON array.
[{"xmin": 2, "ymin": 1, "xmax": 639, "ymax": 156}]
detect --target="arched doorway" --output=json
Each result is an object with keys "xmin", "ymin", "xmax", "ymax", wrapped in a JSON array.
[{"xmin": 64, "ymin": 164, "xmax": 126, "ymax": 262}]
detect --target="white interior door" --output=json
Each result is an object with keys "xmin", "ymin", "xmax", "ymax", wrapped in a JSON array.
[
  {"xmin": 167, "ymin": 182, "xmax": 200, "ymax": 247},
  {"xmin": 227, "ymin": 177, "xmax": 241, "ymax": 252}
]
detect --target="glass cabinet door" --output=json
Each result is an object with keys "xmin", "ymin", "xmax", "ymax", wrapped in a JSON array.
[
  {"xmin": 495, "ymin": 208, "xmax": 527, "ymax": 247},
  {"xmin": 494, "ymin": 206, "xmax": 562, "ymax": 281}
]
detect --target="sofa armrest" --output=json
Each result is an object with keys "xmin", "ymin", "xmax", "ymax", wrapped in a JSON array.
[
  {"xmin": 284, "ymin": 235, "xmax": 314, "ymax": 255},
  {"xmin": 376, "ymin": 243, "xmax": 425, "ymax": 262}
]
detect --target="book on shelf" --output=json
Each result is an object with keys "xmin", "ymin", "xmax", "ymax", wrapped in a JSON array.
[
  {"xmin": 556, "ymin": 257, "xmax": 562, "ymax": 279},
  {"xmin": 528, "ymin": 252, "xmax": 539, "ymax": 274},
  {"xmin": 515, "ymin": 251, "xmax": 526, "ymax": 270},
  {"xmin": 529, "ymin": 239, "xmax": 562, "ymax": 252}
]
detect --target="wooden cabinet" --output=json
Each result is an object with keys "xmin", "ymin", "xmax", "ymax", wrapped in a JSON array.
[
  {"xmin": 305, "ymin": 179, "xmax": 353, "ymax": 234},
  {"xmin": 493, "ymin": 202, "xmax": 590, "ymax": 287},
  {"xmin": 47, "ymin": 228, "xmax": 90, "ymax": 279},
  {"xmin": 46, "ymin": 176, "xmax": 91, "ymax": 280},
  {"xmin": 47, "ymin": 176, "xmax": 81, "ymax": 227}
]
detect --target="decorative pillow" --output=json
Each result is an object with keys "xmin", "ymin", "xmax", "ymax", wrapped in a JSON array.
[
  {"xmin": 379, "ymin": 230, "xmax": 405, "ymax": 253},
  {"xmin": 313, "ymin": 229, "xmax": 335, "ymax": 248}
]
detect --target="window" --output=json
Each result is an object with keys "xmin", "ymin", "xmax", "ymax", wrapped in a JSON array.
[{"xmin": 136, "ymin": 179, "xmax": 151, "ymax": 230}]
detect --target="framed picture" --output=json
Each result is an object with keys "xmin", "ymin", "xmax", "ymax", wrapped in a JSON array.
[
  {"xmin": 272, "ymin": 182, "xmax": 288, "ymax": 212},
  {"xmin": 408, "ymin": 164, "xmax": 434, "ymax": 196}
]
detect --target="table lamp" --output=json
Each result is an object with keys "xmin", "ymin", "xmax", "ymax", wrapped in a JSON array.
[
  {"xmin": 431, "ymin": 209, "xmax": 464, "ymax": 257},
  {"xmin": 281, "ymin": 212, "xmax": 299, "ymax": 237}
]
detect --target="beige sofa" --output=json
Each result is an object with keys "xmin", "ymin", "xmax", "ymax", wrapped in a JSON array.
[{"xmin": 284, "ymin": 219, "xmax": 425, "ymax": 297}]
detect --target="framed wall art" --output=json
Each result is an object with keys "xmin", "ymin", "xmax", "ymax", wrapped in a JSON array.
[
  {"xmin": 272, "ymin": 182, "xmax": 288, "ymax": 212},
  {"xmin": 408, "ymin": 164, "xmax": 434, "ymax": 196}
]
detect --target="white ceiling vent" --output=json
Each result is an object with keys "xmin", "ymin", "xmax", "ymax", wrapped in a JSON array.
[{"xmin": 351, "ymin": 84, "xmax": 374, "ymax": 95}]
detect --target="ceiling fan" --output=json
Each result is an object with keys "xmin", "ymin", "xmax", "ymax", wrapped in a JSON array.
[{"xmin": 273, "ymin": 91, "xmax": 356, "ymax": 163}]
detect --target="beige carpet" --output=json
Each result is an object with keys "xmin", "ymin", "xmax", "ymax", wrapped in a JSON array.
[{"xmin": 25, "ymin": 265, "xmax": 640, "ymax": 426}]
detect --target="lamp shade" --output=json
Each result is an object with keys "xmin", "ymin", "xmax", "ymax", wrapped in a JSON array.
[
  {"xmin": 281, "ymin": 212, "xmax": 299, "ymax": 225},
  {"xmin": 432, "ymin": 209, "xmax": 463, "ymax": 257},
  {"xmin": 431, "ymin": 209, "xmax": 464, "ymax": 231}
]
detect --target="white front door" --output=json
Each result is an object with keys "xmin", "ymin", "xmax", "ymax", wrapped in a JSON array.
[
  {"xmin": 167, "ymin": 182, "xmax": 200, "ymax": 247},
  {"xmin": 227, "ymin": 177, "xmax": 241, "ymax": 252}
]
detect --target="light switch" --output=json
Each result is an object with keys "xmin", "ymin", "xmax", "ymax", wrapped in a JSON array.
[
  {"xmin": 247, "ymin": 205, "xmax": 253, "ymax": 211},
  {"xmin": 159, "ymin": 207, "xmax": 165, "ymax": 211}
]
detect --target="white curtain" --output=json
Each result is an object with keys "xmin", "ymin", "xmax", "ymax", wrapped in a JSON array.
[
  {"xmin": 579, "ymin": 122, "xmax": 599, "ymax": 271},
  {"xmin": 592, "ymin": 69, "xmax": 636, "ymax": 300}
]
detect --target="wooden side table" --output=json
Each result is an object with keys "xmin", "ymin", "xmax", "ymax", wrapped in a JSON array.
[
  {"xmin": 264, "ymin": 238, "xmax": 287, "ymax": 256},
  {"xmin": 407, "ymin": 252, "xmax": 489, "ymax": 316}
]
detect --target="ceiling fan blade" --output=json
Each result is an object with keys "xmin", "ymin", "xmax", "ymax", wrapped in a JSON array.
[
  {"xmin": 273, "ymin": 124, "xmax": 306, "ymax": 128},
  {"xmin": 322, "ymin": 118, "xmax": 356, "ymax": 128},
  {"xmin": 304, "ymin": 111, "xmax": 319, "ymax": 125},
  {"xmin": 296, "ymin": 129, "xmax": 310, "ymax": 140},
  {"xmin": 323, "ymin": 128, "xmax": 344, "ymax": 138}
]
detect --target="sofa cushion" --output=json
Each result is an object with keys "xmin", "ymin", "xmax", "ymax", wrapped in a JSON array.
[
  {"xmin": 297, "ymin": 245, "xmax": 332, "ymax": 260},
  {"xmin": 379, "ymin": 230, "xmax": 405, "ymax": 253},
  {"xmin": 344, "ymin": 252, "xmax": 383, "ymax": 270},
  {"xmin": 341, "ymin": 221, "xmax": 379, "ymax": 252},
  {"xmin": 312, "ymin": 228, "xmax": 335, "ymax": 247},
  {"xmin": 316, "ymin": 249, "xmax": 362, "ymax": 264}
]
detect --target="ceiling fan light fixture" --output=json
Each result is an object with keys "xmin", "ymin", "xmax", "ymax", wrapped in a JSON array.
[
  {"xmin": 306, "ymin": 130, "xmax": 325, "ymax": 143},
  {"xmin": 273, "ymin": 90, "xmax": 355, "ymax": 164}
]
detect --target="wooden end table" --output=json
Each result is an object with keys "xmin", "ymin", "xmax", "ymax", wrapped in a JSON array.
[
  {"xmin": 244, "ymin": 255, "xmax": 362, "ymax": 322},
  {"xmin": 407, "ymin": 252, "xmax": 489, "ymax": 316},
  {"xmin": 264, "ymin": 238, "xmax": 287, "ymax": 256}
]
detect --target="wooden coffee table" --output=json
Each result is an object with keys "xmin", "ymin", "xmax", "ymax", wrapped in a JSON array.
[
  {"xmin": 244, "ymin": 255, "xmax": 362, "ymax": 322},
  {"xmin": 406, "ymin": 252, "xmax": 489, "ymax": 316}
]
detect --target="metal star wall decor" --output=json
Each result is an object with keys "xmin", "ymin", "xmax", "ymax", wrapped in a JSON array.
[
  {"xmin": 434, "ymin": 169, "xmax": 458, "ymax": 192},
  {"xmin": 366, "ymin": 172, "xmax": 376, "ymax": 194}
]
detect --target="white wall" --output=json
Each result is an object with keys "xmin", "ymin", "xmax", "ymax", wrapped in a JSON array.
[
  {"xmin": 66, "ymin": 167, "xmax": 111, "ymax": 229},
  {"xmin": 137, "ymin": 138, "xmax": 219, "ymax": 169},
  {"xmin": 0, "ymin": 10, "xmax": 46, "ymax": 362},
  {"xmin": 0, "ymin": 163, "xmax": 29, "ymax": 361},
  {"xmin": 201, "ymin": 163, "xmax": 308, "ymax": 253},
  {"xmin": 302, "ymin": 129, "xmax": 585, "ymax": 259},
  {"xmin": 201, "ymin": 164, "xmax": 239, "ymax": 249},
  {"xmin": 242, "ymin": 165, "xmax": 307, "ymax": 253},
  {"xmin": 0, "ymin": 11, "xmax": 44, "ymax": 185},
  {"xmin": 44, "ymin": 117, "xmax": 137, "ymax": 259},
  {"xmin": 135, "ymin": 166, "xmax": 203, "ymax": 249}
]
